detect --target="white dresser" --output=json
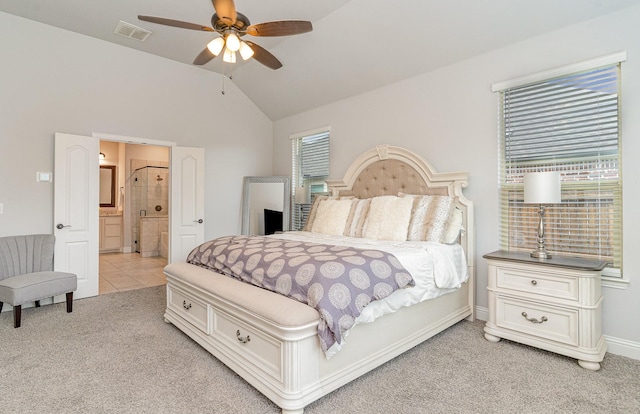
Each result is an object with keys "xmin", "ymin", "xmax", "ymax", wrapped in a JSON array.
[{"xmin": 483, "ymin": 250, "xmax": 607, "ymax": 371}]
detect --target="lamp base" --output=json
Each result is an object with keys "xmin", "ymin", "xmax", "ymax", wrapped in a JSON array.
[
  {"xmin": 531, "ymin": 204, "xmax": 552, "ymax": 259},
  {"xmin": 530, "ymin": 248, "xmax": 552, "ymax": 259}
]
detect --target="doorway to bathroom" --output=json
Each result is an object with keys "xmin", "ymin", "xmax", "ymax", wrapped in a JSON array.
[
  {"xmin": 55, "ymin": 132, "xmax": 204, "ymax": 300},
  {"xmin": 98, "ymin": 141, "xmax": 170, "ymax": 295}
]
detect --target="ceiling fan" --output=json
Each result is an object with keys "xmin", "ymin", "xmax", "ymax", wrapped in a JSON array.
[{"xmin": 138, "ymin": 0, "xmax": 312, "ymax": 70}]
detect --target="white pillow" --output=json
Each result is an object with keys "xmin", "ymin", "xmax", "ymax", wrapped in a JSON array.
[
  {"xmin": 310, "ymin": 199, "xmax": 355, "ymax": 235},
  {"xmin": 344, "ymin": 198, "xmax": 371, "ymax": 238},
  {"xmin": 400, "ymin": 194, "xmax": 457, "ymax": 243},
  {"xmin": 303, "ymin": 195, "xmax": 354, "ymax": 231},
  {"xmin": 362, "ymin": 196, "xmax": 413, "ymax": 241},
  {"xmin": 444, "ymin": 207, "xmax": 464, "ymax": 244}
]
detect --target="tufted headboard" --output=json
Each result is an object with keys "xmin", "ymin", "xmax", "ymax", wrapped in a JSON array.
[{"xmin": 325, "ymin": 145, "xmax": 475, "ymax": 305}]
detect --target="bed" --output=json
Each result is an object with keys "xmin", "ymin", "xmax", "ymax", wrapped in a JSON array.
[{"xmin": 163, "ymin": 145, "xmax": 475, "ymax": 413}]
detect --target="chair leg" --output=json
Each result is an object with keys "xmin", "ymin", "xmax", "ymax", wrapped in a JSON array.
[
  {"xmin": 13, "ymin": 305, "xmax": 21, "ymax": 328},
  {"xmin": 35, "ymin": 300, "xmax": 41, "ymax": 308},
  {"xmin": 0, "ymin": 301, "xmax": 3, "ymax": 313},
  {"xmin": 66, "ymin": 292, "xmax": 73, "ymax": 313}
]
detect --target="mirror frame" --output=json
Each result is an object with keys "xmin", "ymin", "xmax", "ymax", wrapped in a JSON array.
[
  {"xmin": 99, "ymin": 165, "xmax": 117, "ymax": 208},
  {"xmin": 241, "ymin": 176, "xmax": 291, "ymax": 235}
]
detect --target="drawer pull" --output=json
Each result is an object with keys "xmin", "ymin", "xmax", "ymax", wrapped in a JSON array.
[
  {"xmin": 236, "ymin": 330, "xmax": 251, "ymax": 344},
  {"xmin": 531, "ymin": 280, "xmax": 538, "ymax": 285},
  {"xmin": 182, "ymin": 300, "xmax": 192, "ymax": 310},
  {"xmin": 522, "ymin": 312, "xmax": 547, "ymax": 324}
]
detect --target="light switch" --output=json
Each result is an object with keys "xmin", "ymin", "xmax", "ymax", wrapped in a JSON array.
[
  {"xmin": 37, "ymin": 172, "xmax": 53, "ymax": 182},
  {"xmin": 0, "ymin": 203, "xmax": 3, "ymax": 214}
]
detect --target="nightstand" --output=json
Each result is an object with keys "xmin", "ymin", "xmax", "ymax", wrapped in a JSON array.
[{"xmin": 483, "ymin": 250, "xmax": 607, "ymax": 371}]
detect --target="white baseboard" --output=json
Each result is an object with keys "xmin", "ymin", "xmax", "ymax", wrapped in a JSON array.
[
  {"xmin": 475, "ymin": 305, "xmax": 640, "ymax": 361},
  {"xmin": 475, "ymin": 306, "xmax": 488, "ymax": 322},
  {"xmin": 604, "ymin": 335, "xmax": 640, "ymax": 361}
]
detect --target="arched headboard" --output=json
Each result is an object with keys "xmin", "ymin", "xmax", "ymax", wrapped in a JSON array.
[{"xmin": 325, "ymin": 145, "xmax": 475, "ymax": 313}]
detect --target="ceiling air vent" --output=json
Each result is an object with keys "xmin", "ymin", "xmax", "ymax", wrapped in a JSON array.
[{"xmin": 114, "ymin": 21, "xmax": 151, "ymax": 41}]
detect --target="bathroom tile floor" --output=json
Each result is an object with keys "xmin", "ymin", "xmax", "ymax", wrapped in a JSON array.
[{"xmin": 99, "ymin": 252, "xmax": 167, "ymax": 295}]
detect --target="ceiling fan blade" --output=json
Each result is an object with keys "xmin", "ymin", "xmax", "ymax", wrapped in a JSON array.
[
  {"xmin": 193, "ymin": 48, "xmax": 217, "ymax": 65},
  {"xmin": 245, "ymin": 41, "xmax": 282, "ymax": 70},
  {"xmin": 138, "ymin": 16, "xmax": 214, "ymax": 32},
  {"xmin": 246, "ymin": 21, "xmax": 312, "ymax": 37},
  {"xmin": 212, "ymin": 0, "xmax": 237, "ymax": 26}
]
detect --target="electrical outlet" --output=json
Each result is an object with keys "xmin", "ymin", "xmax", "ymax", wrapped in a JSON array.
[{"xmin": 0, "ymin": 203, "xmax": 3, "ymax": 214}]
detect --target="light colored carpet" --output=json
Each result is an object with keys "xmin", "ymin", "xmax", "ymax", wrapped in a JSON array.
[{"xmin": 1, "ymin": 286, "xmax": 639, "ymax": 413}]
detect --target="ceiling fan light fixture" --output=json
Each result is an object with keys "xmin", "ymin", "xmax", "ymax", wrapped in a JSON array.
[
  {"xmin": 207, "ymin": 37, "xmax": 225, "ymax": 56},
  {"xmin": 223, "ymin": 48, "xmax": 237, "ymax": 63},
  {"xmin": 239, "ymin": 41, "xmax": 254, "ymax": 60},
  {"xmin": 225, "ymin": 31, "xmax": 241, "ymax": 52}
]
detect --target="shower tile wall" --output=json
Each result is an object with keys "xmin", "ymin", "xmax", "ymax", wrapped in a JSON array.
[
  {"xmin": 140, "ymin": 216, "xmax": 168, "ymax": 257},
  {"xmin": 131, "ymin": 159, "xmax": 169, "ymax": 254}
]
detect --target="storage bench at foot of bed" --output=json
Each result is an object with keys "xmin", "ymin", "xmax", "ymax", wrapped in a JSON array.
[{"xmin": 163, "ymin": 263, "xmax": 322, "ymax": 412}]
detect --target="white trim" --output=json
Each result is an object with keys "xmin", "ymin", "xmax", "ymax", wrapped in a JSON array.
[
  {"xmin": 602, "ymin": 275, "xmax": 630, "ymax": 290},
  {"xmin": 475, "ymin": 306, "xmax": 489, "ymax": 322},
  {"xmin": 605, "ymin": 335, "xmax": 640, "ymax": 361},
  {"xmin": 92, "ymin": 132, "xmax": 177, "ymax": 147},
  {"xmin": 289, "ymin": 126, "xmax": 331, "ymax": 140},
  {"xmin": 491, "ymin": 51, "xmax": 627, "ymax": 92}
]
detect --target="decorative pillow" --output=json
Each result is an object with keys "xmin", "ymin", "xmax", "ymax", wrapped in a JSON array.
[
  {"xmin": 310, "ymin": 198, "xmax": 355, "ymax": 235},
  {"xmin": 303, "ymin": 195, "xmax": 354, "ymax": 231},
  {"xmin": 443, "ymin": 207, "xmax": 464, "ymax": 244},
  {"xmin": 344, "ymin": 198, "xmax": 372, "ymax": 238},
  {"xmin": 362, "ymin": 196, "xmax": 413, "ymax": 241},
  {"xmin": 400, "ymin": 194, "xmax": 457, "ymax": 243}
]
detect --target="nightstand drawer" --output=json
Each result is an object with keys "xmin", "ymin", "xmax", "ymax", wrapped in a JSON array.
[
  {"xmin": 496, "ymin": 296, "xmax": 578, "ymax": 346},
  {"xmin": 495, "ymin": 266, "xmax": 579, "ymax": 302}
]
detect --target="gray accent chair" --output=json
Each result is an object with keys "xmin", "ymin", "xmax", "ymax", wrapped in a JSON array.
[{"xmin": 0, "ymin": 234, "xmax": 77, "ymax": 328}]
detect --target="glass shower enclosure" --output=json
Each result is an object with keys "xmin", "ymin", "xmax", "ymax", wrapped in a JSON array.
[{"xmin": 130, "ymin": 160, "xmax": 169, "ymax": 256}]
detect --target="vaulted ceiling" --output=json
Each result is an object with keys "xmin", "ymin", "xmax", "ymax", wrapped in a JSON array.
[{"xmin": 2, "ymin": 0, "xmax": 639, "ymax": 120}]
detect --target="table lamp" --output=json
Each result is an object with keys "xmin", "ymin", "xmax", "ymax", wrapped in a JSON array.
[
  {"xmin": 294, "ymin": 186, "xmax": 311, "ymax": 205},
  {"xmin": 524, "ymin": 171, "xmax": 561, "ymax": 259}
]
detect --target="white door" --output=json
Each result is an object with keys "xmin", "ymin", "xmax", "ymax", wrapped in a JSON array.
[
  {"xmin": 54, "ymin": 133, "xmax": 99, "ymax": 299},
  {"xmin": 170, "ymin": 146, "xmax": 205, "ymax": 263}
]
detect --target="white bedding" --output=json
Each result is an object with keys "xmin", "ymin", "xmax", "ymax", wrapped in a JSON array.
[{"xmin": 268, "ymin": 231, "xmax": 469, "ymax": 357}]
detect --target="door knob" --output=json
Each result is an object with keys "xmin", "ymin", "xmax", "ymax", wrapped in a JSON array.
[
  {"xmin": 56, "ymin": 223, "xmax": 71, "ymax": 229},
  {"xmin": 193, "ymin": 219, "xmax": 203, "ymax": 224}
]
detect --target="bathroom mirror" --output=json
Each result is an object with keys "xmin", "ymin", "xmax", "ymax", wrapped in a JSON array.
[
  {"xmin": 99, "ymin": 165, "xmax": 116, "ymax": 207},
  {"xmin": 241, "ymin": 176, "xmax": 290, "ymax": 235}
]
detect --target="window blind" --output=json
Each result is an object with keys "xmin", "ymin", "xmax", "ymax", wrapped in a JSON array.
[
  {"xmin": 291, "ymin": 130, "xmax": 330, "ymax": 230},
  {"xmin": 497, "ymin": 62, "xmax": 622, "ymax": 272}
]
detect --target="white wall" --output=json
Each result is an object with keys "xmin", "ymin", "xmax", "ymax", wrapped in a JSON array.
[
  {"xmin": 273, "ymin": 6, "xmax": 640, "ymax": 356},
  {"xmin": 0, "ymin": 12, "xmax": 273, "ymax": 240}
]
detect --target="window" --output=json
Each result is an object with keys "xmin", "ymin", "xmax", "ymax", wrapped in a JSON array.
[
  {"xmin": 494, "ymin": 54, "xmax": 624, "ymax": 275},
  {"xmin": 291, "ymin": 128, "xmax": 330, "ymax": 230}
]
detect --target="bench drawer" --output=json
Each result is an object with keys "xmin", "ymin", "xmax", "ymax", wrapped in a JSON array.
[
  {"xmin": 167, "ymin": 286, "xmax": 209, "ymax": 334},
  {"xmin": 212, "ymin": 308, "xmax": 283, "ymax": 383}
]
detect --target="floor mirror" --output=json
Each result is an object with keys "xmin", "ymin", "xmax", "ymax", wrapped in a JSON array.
[{"xmin": 241, "ymin": 176, "xmax": 290, "ymax": 235}]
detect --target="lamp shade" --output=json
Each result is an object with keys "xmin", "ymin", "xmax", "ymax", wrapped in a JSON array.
[
  {"xmin": 222, "ymin": 48, "xmax": 236, "ymax": 63},
  {"xmin": 207, "ymin": 37, "xmax": 225, "ymax": 56},
  {"xmin": 225, "ymin": 32, "xmax": 240, "ymax": 52},
  {"xmin": 239, "ymin": 41, "xmax": 254, "ymax": 60},
  {"xmin": 294, "ymin": 186, "xmax": 311, "ymax": 204},
  {"xmin": 524, "ymin": 171, "xmax": 561, "ymax": 204}
]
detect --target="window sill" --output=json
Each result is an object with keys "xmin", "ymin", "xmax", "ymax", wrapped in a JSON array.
[{"xmin": 602, "ymin": 275, "xmax": 630, "ymax": 290}]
